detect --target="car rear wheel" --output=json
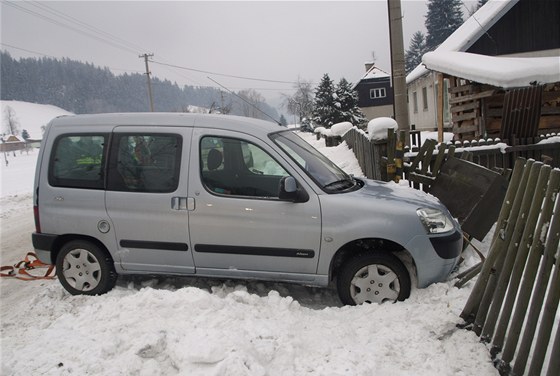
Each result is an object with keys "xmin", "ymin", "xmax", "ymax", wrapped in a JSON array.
[
  {"xmin": 337, "ymin": 253, "xmax": 411, "ymax": 305},
  {"xmin": 56, "ymin": 240, "xmax": 117, "ymax": 295}
]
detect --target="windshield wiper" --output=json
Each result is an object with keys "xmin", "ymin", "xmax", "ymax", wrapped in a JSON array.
[{"xmin": 323, "ymin": 178, "xmax": 355, "ymax": 191}]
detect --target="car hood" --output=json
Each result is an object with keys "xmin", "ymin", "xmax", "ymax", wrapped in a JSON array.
[{"xmin": 348, "ymin": 178, "xmax": 443, "ymax": 209}]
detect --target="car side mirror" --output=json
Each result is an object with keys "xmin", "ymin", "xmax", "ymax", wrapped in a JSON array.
[{"xmin": 279, "ymin": 176, "xmax": 308, "ymax": 203}]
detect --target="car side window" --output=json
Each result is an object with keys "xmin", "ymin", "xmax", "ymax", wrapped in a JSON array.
[
  {"xmin": 200, "ymin": 136, "xmax": 289, "ymax": 198},
  {"xmin": 107, "ymin": 133, "xmax": 182, "ymax": 193},
  {"xmin": 49, "ymin": 134, "xmax": 108, "ymax": 189}
]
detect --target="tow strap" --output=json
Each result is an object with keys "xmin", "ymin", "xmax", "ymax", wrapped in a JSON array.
[{"xmin": 0, "ymin": 252, "xmax": 56, "ymax": 280}]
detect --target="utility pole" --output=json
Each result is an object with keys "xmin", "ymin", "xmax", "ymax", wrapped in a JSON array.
[
  {"xmin": 387, "ymin": 0, "xmax": 410, "ymax": 144},
  {"xmin": 139, "ymin": 53, "xmax": 155, "ymax": 112}
]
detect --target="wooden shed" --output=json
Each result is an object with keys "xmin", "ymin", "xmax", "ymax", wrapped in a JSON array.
[{"xmin": 423, "ymin": 52, "xmax": 560, "ymax": 141}]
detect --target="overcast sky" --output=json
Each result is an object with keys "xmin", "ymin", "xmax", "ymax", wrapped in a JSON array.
[{"xmin": 1, "ymin": 1, "xmax": 475, "ymax": 104}]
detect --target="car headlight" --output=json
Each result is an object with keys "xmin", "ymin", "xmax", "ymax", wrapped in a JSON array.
[{"xmin": 416, "ymin": 208, "xmax": 454, "ymax": 234}]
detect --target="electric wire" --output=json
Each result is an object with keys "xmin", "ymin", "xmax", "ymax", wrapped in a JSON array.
[
  {"xmin": 28, "ymin": 1, "xmax": 147, "ymax": 54},
  {"xmin": 0, "ymin": 42, "xmax": 56, "ymax": 59},
  {"xmin": 2, "ymin": 1, "xmax": 140, "ymax": 55},
  {"xmin": 150, "ymin": 60, "xmax": 298, "ymax": 85}
]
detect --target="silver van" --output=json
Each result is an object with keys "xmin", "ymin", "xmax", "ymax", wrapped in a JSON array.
[{"xmin": 32, "ymin": 113, "xmax": 462, "ymax": 304}]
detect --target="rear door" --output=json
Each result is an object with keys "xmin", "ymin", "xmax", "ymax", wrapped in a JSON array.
[
  {"xmin": 105, "ymin": 126, "xmax": 195, "ymax": 273},
  {"xmin": 187, "ymin": 128, "xmax": 322, "ymax": 277}
]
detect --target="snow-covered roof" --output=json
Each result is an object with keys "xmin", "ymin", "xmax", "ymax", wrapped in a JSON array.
[
  {"xmin": 353, "ymin": 65, "xmax": 391, "ymax": 89},
  {"xmin": 359, "ymin": 65, "xmax": 390, "ymax": 81},
  {"xmin": 422, "ymin": 51, "xmax": 560, "ymax": 88},
  {"xmin": 406, "ymin": 0, "xmax": 519, "ymax": 84}
]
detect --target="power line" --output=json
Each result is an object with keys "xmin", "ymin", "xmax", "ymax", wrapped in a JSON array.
[
  {"xmin": 2, "ymin": 1, "xmax": 140, "ymax": 55},
  {"xmin": 28, "ymin": 1, "xmax": 147, "ymax": 53},
  {"xmin": 150, "ymin": 60, "xmax": 298, "ymax": 85},
  {"xmin": 0, "ymin": 42, "xmax": 56, "ymax": 58}
]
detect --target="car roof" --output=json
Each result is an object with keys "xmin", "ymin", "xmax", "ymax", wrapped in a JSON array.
[{"xmin": 49, "ymin": 112, "xmax": 285, "ymax": 136}]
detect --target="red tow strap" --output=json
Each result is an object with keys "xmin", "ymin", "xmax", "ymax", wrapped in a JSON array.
[{"xmin": 0, "ymin": 252, "xmax": 56, "ymax": 280}]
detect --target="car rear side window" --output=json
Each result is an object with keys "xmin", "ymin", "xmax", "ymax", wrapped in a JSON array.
[
  {"xmin": 49, "ymin": 134, "xmax": 108, "ymax": 189},
  {"xmin": 107, "ymin": 133, "xmax": 182, "ymax": 193}
]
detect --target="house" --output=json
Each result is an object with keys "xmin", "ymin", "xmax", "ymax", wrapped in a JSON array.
[
  {"xmin": 406, "ymin": 0, "xmax": 560, "ymax": 139},
  {"xmin": 0, "ymin": 134, "xmax": 26, "ymax": 153},
  {"xmin": 353, "ymin": 63, "xmax": 394, "ymax": 120}
]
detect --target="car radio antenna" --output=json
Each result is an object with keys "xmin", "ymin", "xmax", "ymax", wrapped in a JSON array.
[{"xmin": 207, "ymin": 77, "xmax": 282, "ymax": 126}]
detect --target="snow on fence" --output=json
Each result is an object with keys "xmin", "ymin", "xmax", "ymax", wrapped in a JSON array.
[
  {"xmin": 343, "ymin": 127, "xmax": 390, "ymax": 181},
  {"xmin": 342, "ymin": 128, "xmax": 560, "ymax": 181},
  {"xmin": 460, "ymin": 158, "xmax": 560, "ymax": 376}
]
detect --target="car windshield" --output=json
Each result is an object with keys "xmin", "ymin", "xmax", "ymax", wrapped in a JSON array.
[{"xmin": 271, "ymin": 131, "xmax": 358, "ymax": 193}]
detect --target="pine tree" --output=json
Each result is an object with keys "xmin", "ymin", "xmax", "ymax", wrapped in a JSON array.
[
  {"xmin": 312, "ymin": 74, "xmax": 337, "ymax": 128},
  {"xmin": 279, "ymin": 114, "xmax": 287, "ymax": 126},
  {"xmin": 333, "ymin": 78, "xmax": 367, "ymax": 127},
  {"xmin": 405, "ymin": 31, "xmax": 427, "ymax": 74},
  {"xmin": 425, "ymin": 0, "xmax": 464, "ymax": 51}
]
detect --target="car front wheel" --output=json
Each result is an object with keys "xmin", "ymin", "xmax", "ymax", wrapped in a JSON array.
[
  {"xmin": 56, "ymin": 240, "xmax": 117, "ymax": 295},
  {"xmin": 337, "ymin": 253, "xmax": 411, "ymax": 305}
]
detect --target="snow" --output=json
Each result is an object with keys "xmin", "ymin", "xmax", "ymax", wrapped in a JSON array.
[
  {"xmin": 367, "ymin": 117, "xmax": 398, "ymax": 141},
  {"xmin": 0, "ymin": 104, "xmax": 498, "ymax": 375},
  {"xmin": 1, "ymin": 100, "xmax": 72, "ymax": 139},
  {"xmin": 330, "ymin": 122, "xmax": 353, "ymax": 137},
  {"xmin": 420, "ymin": 132, "xmax": 454, "ymax": 144},
  {"xmin": 538, "ymin": 136, "xmax": 560, "ymax": 145},
  {"xmin": 357, "ymin": 65, "xmax": 390, "ymax": 81},
  {"xmin": 422, "ymin": 52, "xmax": 560, "ymax": 89}
]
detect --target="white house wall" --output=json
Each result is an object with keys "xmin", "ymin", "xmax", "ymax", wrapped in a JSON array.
[
  {"xmin": 408, "ymin": 73, "xmax": 437, "ymax": 131},
  {"xmin": 360, "ymin": 104, "xmax": 394, "ymax": 121}
]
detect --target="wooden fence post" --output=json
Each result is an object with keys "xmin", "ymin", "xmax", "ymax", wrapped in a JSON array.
[{"xmin": 386, "ymin": 129, "xmax": 396, "ymax": 182}]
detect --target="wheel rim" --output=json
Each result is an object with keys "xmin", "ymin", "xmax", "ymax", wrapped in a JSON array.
[
  {"xmin": 350, "ymin": 264, "xmax": 400, "ymax": 304},
  {"xmin": 62, "ymin": 248, "xmax": 102, "ymax": 292}
]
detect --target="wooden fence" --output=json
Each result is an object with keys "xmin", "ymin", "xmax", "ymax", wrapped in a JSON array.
[
  {"xmin": 342, "ymin": 128, "xmax": 560, "ymax": 181},
  {"xmin": 343, "ymin": 128, "xmax": 391, "ymax": 181},
  {"xmin": 460, "ymin": 159, "xmax": 560, "ymax": 376}
]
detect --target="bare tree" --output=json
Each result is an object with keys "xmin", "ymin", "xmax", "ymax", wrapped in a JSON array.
[
  {"xmin": 3, "ymin": 106, "xmax": 20, "ymax": 135},
  {"xmin": 238, "ymin": 89, "xmax": 266, "ymax": 119},
  {"xmin": 282, "ymin": 78, "xmax": 314, "ymax": 126}
]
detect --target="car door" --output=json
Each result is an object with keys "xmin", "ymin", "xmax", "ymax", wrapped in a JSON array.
[
  {"xmin": 105, "ymin": 126, "xmax": 195, "ymax": 273},
  {"xmin": 187, "ymin": 128, "xmax": 322, "ymax": 278}
]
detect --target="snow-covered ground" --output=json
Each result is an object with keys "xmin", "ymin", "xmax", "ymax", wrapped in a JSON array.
[{"xmin": 0, "ymin": 103, "xmax": 498, "ymax": 375}]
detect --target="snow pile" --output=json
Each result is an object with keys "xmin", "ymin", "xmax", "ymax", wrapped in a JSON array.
[
  {"xmin": 313, "ymin": 126, "xmax": 325, "ymax": 134},
  {"xmin": 367, "ymin": 117, "xmax": 398, "ymax": 141},
  {"xmin": 420, "ymin": 131, "xmax": 454, "ymax": 144},
  {"xmin": 538, "ymin": 136, "xmax": 560, "ymax": 145},
  {"xmin": 330, "ymin": 122, "xmax": 353, "ymax": 137},
  {"xmin": 1, "ymin": 100, "xmax": 72, "ymax": 139},
  {"xmin": 1, "ymin": 280, "xmax": 496, "ymax": 376},
  {"xmin": 299, "ymin": 132, "xmax": 364, "ymax": 177}
]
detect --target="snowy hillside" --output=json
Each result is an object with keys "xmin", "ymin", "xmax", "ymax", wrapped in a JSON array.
[
  {"xmin": 1, "ymin": 100, "xmax": 72, "ymax": 139},
  {"xmin": 0, "ymin": 103, "xmax": 499, "ymax": 376}
]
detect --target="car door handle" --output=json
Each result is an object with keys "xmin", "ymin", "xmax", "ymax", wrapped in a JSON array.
[{"xmin": 171, "ymin": 197, "xmax": 195, "ymax": 211}]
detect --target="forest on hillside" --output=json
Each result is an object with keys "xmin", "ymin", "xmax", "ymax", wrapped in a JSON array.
[{"xmin": 0, "ymin": 51, "xmax": 280, "ymax": 121}]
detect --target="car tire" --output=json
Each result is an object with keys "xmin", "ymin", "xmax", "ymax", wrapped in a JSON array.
[
  {"xmin": 337, "ymin": 253, "xmax": 411, "ymax": 305},
  {"xmin": 56, "ymin": 240, "xmax": 117, "ymax": 295}
]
